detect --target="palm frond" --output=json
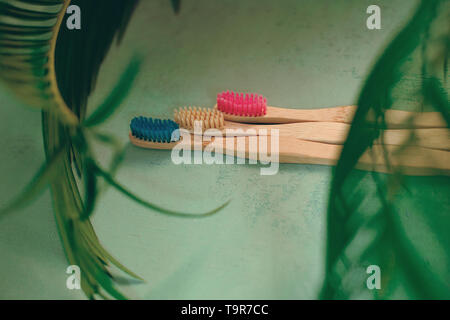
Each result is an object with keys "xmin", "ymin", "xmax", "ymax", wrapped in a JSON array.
[
  {"xmin": 0, "ymin": 0, "xmax": 77, "ymax": 125},
  {"xmin": 54, "ymin": 0, "xmax": 139, "ymax": 119},
  {"xmin": 321, "ymin": 0, "xmax": 449, "ymax": 299},
  {"xmin": 0, "ymin": 0, "xmax": 224, "ymax": 300}
]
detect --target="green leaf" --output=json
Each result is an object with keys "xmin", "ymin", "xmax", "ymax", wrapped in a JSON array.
[
  {"xmin": 95, "ymin": 164, "xmax": 230, "ymax": 218},
  {"xmin": 81, "ymin": 158, "xmax": 97, "ymax": 220},
  {"xmin": 0, "ymin": 0, "xmax": 142, "ymax": 300},
  {"xmin": 171, "ymin": 0, "xmax": 181, "ymax": 14},
  {"xmin": 77, "ymin": 247, "xmax": 128, "ymax": 300},
  {"xmin": 92, "ymin": 131, "xmax": 126, "ymax": 174},
  {"xmin": 83, "ymin": 56, "xmax": 143, "ymax": 127},
  {"xmin": 321, "ymin": 0, "xmax": 449, "ymax": 300},
  {"xmin": 55, "ymin": 0, "xmax": 140, "ymax": 123},
  {"xmin": 0, "ymin": 0, "xmax": 79, "ymax": 125},
  {"xmin": 80, "ymin": 224, "xmax": 144, "ymax": 281},
  {"xmin": 0, "ymin": 145, "xmax": 67, "ymax": 219}
]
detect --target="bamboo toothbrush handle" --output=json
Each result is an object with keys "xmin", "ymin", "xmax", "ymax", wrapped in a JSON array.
[
  {"xmin": 218, "ymin": 136, "xmax": 450, "ymax": 176},
  {"xmin": 129, "ymin": 133, "xmax": 178, "ymax": 149},
  {"xmin": 272, "ymin": 122, "xmax": 450, "ymax": 151},
  {"xmin": 129, "ymin": 133, "xmax": 449, "ymax": 176},
  {"xmin": 129, "ymin": 132, "xmax": 215, "ymax": 150},
  {"xmin": 221, "ymin": 105, "xmax": 447, "ymax": 128},
  {"xmin": 220, "ymin": 105, "xmax": 355, "ymax": 124},
  {"xmin": 228, "ymin": 122, "xmax": 450, "ymax": 151},
  {"xmin": 269, "ymin": 105, "xmax": 355, "ymax": 124},
  {"xmin": 276, "ymin": 137, "xmax": 450, "ymax": 175},
  {"xmin": 381, "ymin": 128, "xmax": 450, "ymax": 151}
]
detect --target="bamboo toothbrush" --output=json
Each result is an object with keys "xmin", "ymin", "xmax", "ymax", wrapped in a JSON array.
[
  {"xmin": 173, "ymin": 107, "xmax": 450, "ymax": 151},
  {"xmin": 215, "ymin": 91, "xmax": 447, "ymax": 128},
  {"xmin": 129, "ymin": 116, "xmax": 450, "ymax": 176}
]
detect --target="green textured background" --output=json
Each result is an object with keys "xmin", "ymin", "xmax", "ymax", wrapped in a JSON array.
[{"xmin": 0, "ymin": 0, "xmax": 418, "ymax": 299}]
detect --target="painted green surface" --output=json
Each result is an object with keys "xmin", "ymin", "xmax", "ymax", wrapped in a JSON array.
[{"xmin": 0, "ymin": 0, "xmax": 418, "ymax": 299}]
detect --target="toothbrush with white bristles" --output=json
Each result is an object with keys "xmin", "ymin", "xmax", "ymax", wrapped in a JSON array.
[{"xmin": 171, "ymin": 106, "xmax": 449, "ymax": 150}]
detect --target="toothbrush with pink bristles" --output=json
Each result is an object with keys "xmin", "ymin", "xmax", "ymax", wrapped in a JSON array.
[{"xmin": 215, "ymin": 90, "xmax": 447, "ymax": 128}]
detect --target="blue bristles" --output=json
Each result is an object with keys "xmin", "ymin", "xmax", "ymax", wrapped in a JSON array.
[{"xmin": 130, "ymin": 116, "xmax": 180, "ymax": 143}]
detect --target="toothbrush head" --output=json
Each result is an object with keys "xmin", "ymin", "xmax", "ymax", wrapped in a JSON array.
[
  {"xmin": 216, "ymin": 91, "xmax": 267, "ymax": 117},
  {"xmin": 130, "ymin": 116, "xmax": 180, "ymax": 143},
  {"xmin": 174, "ymin": 106, "xmax": 224, "ymax": 130}
]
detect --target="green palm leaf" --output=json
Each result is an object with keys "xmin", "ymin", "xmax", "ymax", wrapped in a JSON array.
[
  {"xmin": 0, "ymin": 0, "xmax": 227, "ymax": 299},
  {"xmin": 0, "ymin": 0, "xmax": 78, "ymax": 125},
  {"xmin": 0, "ymin": 143, "xmax": 67, "ymax": 218},
  {"xmin": 321, "ymin": 0, "xmax": 449, "ymax": 299},
  {"xmin": 0, "ymin": 0, "xmax": 145, "ymax": 299}
]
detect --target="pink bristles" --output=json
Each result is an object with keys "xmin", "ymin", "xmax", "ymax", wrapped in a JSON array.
[{"xmin": 217, "ymin": 91, "xmax": 267, "ymax": 117}]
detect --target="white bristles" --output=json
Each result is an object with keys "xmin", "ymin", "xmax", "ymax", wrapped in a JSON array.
[{"xmin": 174, "ymin": 106, "xmax": 225, "ymax": 130}]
